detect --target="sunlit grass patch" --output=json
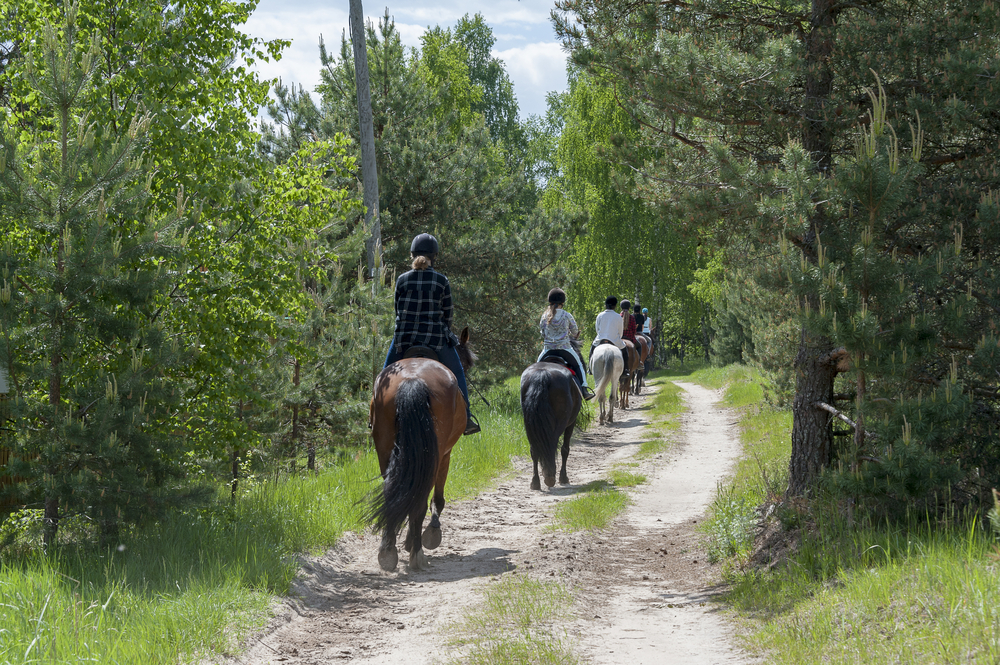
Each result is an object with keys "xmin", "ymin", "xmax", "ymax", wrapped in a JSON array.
[
  {"xmin": 635, "ymin": 373, "xmax": 684, "ymax": 459},
  {"xmin": 729, "ymin": 522, "xmax": 1000, "ymax": 664},
  {"xmin": 460, "ymin": 636, "xmax": 579, "ymax": 665},
  {"xmin": 452, "ymin": 576, "xmax": 578, "ymax": 665},
  {"xmin": 552, "ymin": 485, "xmax": 629, "ymax": 531},
  {"xmin": 609, "ymin": 467, "xmax": 646, "ymax": 487}
]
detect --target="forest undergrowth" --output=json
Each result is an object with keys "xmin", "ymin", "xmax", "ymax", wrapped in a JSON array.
[{"xmin": 688, "ymin": 364, "xmax": 1000, "ymax": 664}]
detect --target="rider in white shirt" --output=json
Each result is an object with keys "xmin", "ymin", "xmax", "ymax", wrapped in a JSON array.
[{"xmin": 590, "ymin": 296, "xmax": 625, "ymax": 368}]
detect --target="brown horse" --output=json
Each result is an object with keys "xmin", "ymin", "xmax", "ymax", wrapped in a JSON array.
[
  {"xmin": 619, "ymin": 340, "xmax": 641, "ymax": 410},
  {"xmin": 368, "ymin": 328, "xmax": 475, "ymax": 572},
  {"xmin": 633, "ymin": 336, "xmax": 651, "ymax": 394}
]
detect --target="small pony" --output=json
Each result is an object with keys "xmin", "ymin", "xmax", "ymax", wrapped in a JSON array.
[{"xmin": 368, "ymin": 328, "xmax": 476, "ymax": 572}]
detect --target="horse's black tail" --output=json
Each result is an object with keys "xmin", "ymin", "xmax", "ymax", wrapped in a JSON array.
[
  {"xmin": 521, "ymin": 372, "xmax": 559, "ymax": 479},
  {"xmin": 370, "ymin": 379, "xmax": 438, "ymax": 537}
]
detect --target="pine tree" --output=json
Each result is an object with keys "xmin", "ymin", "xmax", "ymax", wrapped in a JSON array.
[
  {"xmin": 0, "ymin": 6, "xmax": 188, "ymax": 545},
  {"xmin": 555, "ymin": 0, "xmax": 1000, "ymax": 495}
]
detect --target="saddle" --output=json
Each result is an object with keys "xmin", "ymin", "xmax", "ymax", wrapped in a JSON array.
[
  {"xmin": 540, "ymin": 350, "xmax": 577, "ymax": 376},
  {"xmin": 597, "ymin": 338, "xmax": 615, "ymax": 346},
  {"xmin": 402, "ymin": 345, "xmax": 439, "ymax": 362}
]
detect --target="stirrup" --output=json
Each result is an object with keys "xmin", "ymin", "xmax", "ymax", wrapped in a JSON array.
[
  {"xmin": 581, "ymin": 386, "xmax": 596, "ymax": 401},
  {"xmin": 464, "ymin": 414, "xmax": 481, "ymax": 435}
]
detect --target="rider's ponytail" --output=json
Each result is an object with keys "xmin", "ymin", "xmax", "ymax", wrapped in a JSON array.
[
  {"xmin": 544, "ymin": 302, "xmax": 560, "ymax": 324},
  {"xmin": 412, "ymin": 255, "xmax": 433, "ymax": 270}
]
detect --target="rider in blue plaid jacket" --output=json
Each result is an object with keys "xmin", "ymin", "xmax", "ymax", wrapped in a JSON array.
[{"xmin": 383, "ymin": 233, "xmax": 480, "ymax": 435}]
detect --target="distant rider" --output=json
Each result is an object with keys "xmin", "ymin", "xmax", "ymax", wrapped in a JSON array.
[
  {"xmin": 620, "ymin": 299, "xmax": 638, "ymax": 346},
  {"xmin": 591, "ymin": 296, "xmax": 626, "ymax": 368}
]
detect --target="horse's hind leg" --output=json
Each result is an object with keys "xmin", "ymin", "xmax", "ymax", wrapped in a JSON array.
[
  {"xmin": 406, "ymin": 502, "xmax": 430, "ymax": 571},
  {"xmin": 422, "ymin": 451, "xmax": 451, "ymax": 550},
  {"xmin": 378, "ymin": 526, "xmax": 399, "ymax": 572},
  {"xmin": 559, "ymin": 425, "xmax": 573, "ymax": 485},
  {"xmin": 530, "ymin": 457, "xmax": 542, "ymax": 491}
]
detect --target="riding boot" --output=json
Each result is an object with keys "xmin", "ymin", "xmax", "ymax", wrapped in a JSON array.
[{"xmin": 464, "ymin": 412, "xmax": 481, "ymax": 435}]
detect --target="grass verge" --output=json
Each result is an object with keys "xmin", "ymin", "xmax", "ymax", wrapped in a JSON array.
[
  {"xmin": 0, "ymin": 379, "xmax": 530, "ymax": 664},
  {"xmin": 680, "ymin": 363, "xmax": 1000, "ymax": 664}
]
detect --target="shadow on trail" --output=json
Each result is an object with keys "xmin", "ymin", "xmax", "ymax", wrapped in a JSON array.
[
  {"xmin": 545, "ymin": 479, "xmax": 613, "ymax": 497},
  {"xmin": 290, "ymin": 544, "xmax": 519, "ymax": 612}
]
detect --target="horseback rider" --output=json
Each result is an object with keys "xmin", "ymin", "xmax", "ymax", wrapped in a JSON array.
[
  {"xmin": 633, "ymin": 305, "xmax": 646, "ymax": 337},
  {"xmin": 591, "ymin": 296, "xmax": 627, "ymax": 368},
  {"xmin": 383, "ymin": 233, "xmax": 480, "ymax": 435},
  {"xmin": 538, "ymin": 288, "xmax": 596, "ymax": 401},
  {"xmin": 620, "ymin": 299, "xmax": 638, "ymax": 346},
  {"xmin": 641, "ymin": 307, "xmax": 652, "ymax": 335}
]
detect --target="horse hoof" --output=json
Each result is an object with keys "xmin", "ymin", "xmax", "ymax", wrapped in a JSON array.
[
  {"xmin": 544, "ymin": 476, "xmax": 556, "ymax": 488},
  {"xmin": 559, "ymin": 473, "xmax": 569, "ymax": 485},
  {"xmin": 530, "ymin": 477, "xmax": 541, "ymax": 491},
  {"xmin": 422, "ymin": 526, "xmax": 442, "ymax": 550},
  {"xmin": 407, "ymin": 549, "xmax": 428, "ymax": 571},
  {"xmin": 378, "ymin": 548, "xmax": 399, "ymax": 572}
]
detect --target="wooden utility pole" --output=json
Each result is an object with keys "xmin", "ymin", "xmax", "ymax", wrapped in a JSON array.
[{"xmin": 349, "ymin": 0, "xmax": 381, "ymax": 279}]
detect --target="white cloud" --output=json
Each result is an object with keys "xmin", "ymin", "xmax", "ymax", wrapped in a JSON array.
[
  {"xmin": 495, "ymin": 42, "xmax": 568, "ymax": 117},
  {"xmin": 244, "ymin": 2, "xmax": 568, "ymax": 118}
]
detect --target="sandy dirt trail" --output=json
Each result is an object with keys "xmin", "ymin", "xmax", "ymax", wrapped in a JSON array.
[{"xmin": 218, "ymin": 381, "xmax": 755, "ymax": 665}]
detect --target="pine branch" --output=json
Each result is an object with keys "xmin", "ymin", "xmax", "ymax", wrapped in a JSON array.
[{"xmin": 814, "ymin": 400, "xmax": 857, "ymax": 429}]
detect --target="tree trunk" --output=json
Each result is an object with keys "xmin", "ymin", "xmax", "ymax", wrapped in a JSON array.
[
  {"xmin": 787, "ymin": 329, "xmax": 837, "ymax": 495},
  {"xmin": 787, "ymin": 0, "xmax": 839, "ymax": 495},
  {"xmin": 701, "ymin": 313, "xmax": 710, "ymax": 363},
  {"xmin": 349, "ymin": 0, "xmax": 381, "ymax": 279}
]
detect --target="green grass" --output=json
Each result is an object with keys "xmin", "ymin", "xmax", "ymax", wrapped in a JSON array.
[
  {"xmin": 729, "ymin": 520, "xmax": 1000, "ymax": 664},
  {"xmin": 551, "ymin": 480, "xmax": 629, "ymax": 531},
  {"xmin": 677, "ymin": 363, "xmax": 1000, "ymax": 663},
  {"xmin": 635, "ymin": 372, "xmax": 685, "ymax": 458},
  {"xmin": 0, "ymin": 379, "xmax": 531, "ymax": 664},
  {"xmin": 609, "ymin": 467, "xmax": 646, "ymax": 487},
  {"xmin": 451, "ymin": 575, "xmax": 578, "ymax": 665}
]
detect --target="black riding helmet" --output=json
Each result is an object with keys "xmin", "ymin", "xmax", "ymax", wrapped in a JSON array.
[
  {"xmin": 548, "ymin": 288, "xmax": 566, "ymax": 304},
  {"xmin": 621, "ymin": 299, "xmax": 631, "ymax": 310},
  {"xmin": 605, "ymin": 296, "xmax": 618, "ymax": 309},
  {"xmin": 410, "ymin": 233, "xmax": 439, "ymax": 255}
]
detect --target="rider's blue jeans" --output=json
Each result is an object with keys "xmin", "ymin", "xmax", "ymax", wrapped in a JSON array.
[{"xmin": 384, "ymin": 341, "xmax": 472, "ymax": 415}]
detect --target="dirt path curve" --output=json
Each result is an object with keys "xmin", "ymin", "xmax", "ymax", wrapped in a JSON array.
[{"xmin": 220, "ymin": 381, "xmax": 754, "ymax": 665}]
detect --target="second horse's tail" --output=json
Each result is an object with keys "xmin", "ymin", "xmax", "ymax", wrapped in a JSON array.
[
  {"xmin": 370, "ymin": 379, "xmax": 438, "ymax": 537},
  {"xmin": 522, "ymin": 372, "xmax": 559, "ymax": 478}
]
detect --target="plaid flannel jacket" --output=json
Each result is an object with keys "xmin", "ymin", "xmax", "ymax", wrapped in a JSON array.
[{"xmin": 392, "ymin": 268, "xmax": 454, "ymax": 351}]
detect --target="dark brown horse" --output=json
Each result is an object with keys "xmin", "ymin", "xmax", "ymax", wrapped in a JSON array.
[
  {"xmin": 619, "ymin": 339, "xmax": 641, "ymax": 410},
  {"xmin": 633, "ymin": 335, "xmax": 651, "ymax": 394},
  {"xmin": 520, "ymin": 359, "xmax": 582, "ymax": 489},
  {"xmin": 368, "ymin": 328, "xmax": 475, "ymax": 572}
]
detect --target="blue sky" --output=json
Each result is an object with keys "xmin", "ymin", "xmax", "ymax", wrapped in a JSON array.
[{"xmin": 244, "ymin": 0, "xmax": 569, "ymax": 120}]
